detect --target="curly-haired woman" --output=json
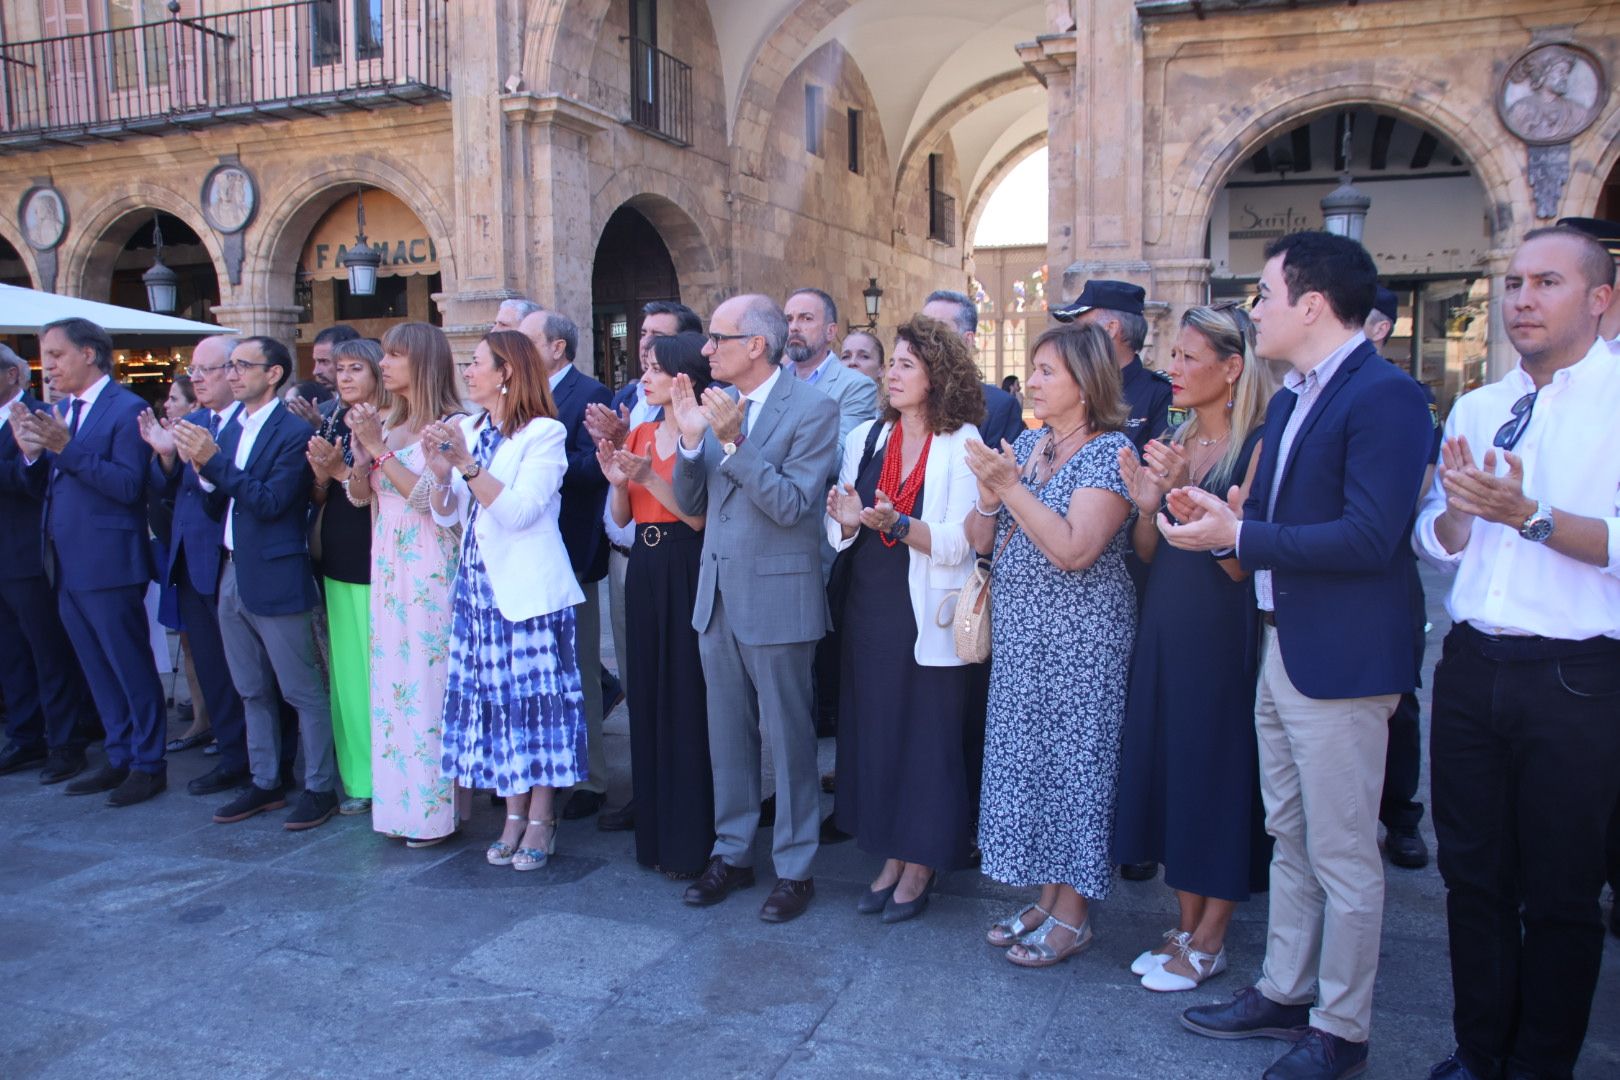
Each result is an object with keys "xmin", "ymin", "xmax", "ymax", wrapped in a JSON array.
[{"xmin": 825, "ymin": 313, "xmax": 986, "ymax": 923}]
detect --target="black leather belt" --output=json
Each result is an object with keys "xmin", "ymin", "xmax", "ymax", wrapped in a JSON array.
[
  {"xmin": 636, "ymin": 522, "xmax": 696, "ymax": 548},
  {"xmin": 1455, "ymin": 621, "xmax": 1620, "ymax": 662},
  {"xmin": 610, "ymin": 543, "xmax": 633, "ymax": 557},
  {"xmin": 1260, "ymin": 610, "xmax": 1276, "ymax": 627}
]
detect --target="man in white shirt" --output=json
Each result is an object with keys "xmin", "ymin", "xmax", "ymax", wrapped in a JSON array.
[{"xmin": 1414, "ymin": 226, "xmax": 1620, "ymax": 1080}]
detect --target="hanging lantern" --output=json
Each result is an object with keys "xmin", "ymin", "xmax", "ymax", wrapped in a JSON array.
[
  {"xmin": 1320, "ymin": 120, "xmax": 1371, "ymax": 242},
  {"xmin": 142, "ymin": 213, "xmax": 180, "ymax": 314},
  {"xmin": 339, "ymin": 186, "xmax": 383, "ymax": 296}
]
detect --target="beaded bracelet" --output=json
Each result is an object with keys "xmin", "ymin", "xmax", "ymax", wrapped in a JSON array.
[
  {"xmin": 369, "ymin": 449, "xmax": 396, "ymax": 473},
  {"xmin": 341, "ymin": 476, "xmax": 372, "ymax": 508}
]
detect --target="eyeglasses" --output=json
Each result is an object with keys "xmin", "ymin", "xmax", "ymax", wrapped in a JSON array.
[
  {"xmin": 226, "ymin": 359, "xmax": 275, "ymax": 374},
  {"xmin": 1493, "ymin": 390, "xmax": 1538, "ymax": 451},
  {"xmin": 706, "ymin": 332, "xmax": 754, "ymax": 347},
  {"xmin": 187, "ymin": 363, "xmax": 228, "ymax": 378}
]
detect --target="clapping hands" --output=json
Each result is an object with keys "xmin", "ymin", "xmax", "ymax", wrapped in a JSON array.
[
  {"xmin": 584, "ymin": 402, "xmax": 631, "ymax": 449},
  {"xmin": 136, "ymin": 408, "xmax": 178, "ymax": 459}
]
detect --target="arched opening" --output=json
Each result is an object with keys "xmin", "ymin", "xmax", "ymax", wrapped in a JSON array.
[
  {"xmin": 1598, "ymin": 153, "xmax": 1620, "ymax": 219},
  {"xmin": 968, "ymin": 146, "xmax": 1048, "ymax": 395},
  {"xmin": 590, "ymin": 204, "xmax": 679, "ymax": 389},
  {"xmin": 1209, "ymin": 107, "xmax": 1492, "ymax": 408},
  {"xmin": 79, "ymin": 209, "xmax": 223, "ymax": 405},
  {"xmin": 0, "ymin": 236, "xmax": 31, "ymax": 288},
  {"xmin": 294, "ymin": 186, "xmax": 443, "ymax": 369}
]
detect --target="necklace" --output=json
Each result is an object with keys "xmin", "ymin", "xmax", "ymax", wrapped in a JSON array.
[
  {"xmin": 1195, "ymin": 435, "xmax": 1221, "ymax": 446},
  {"xmin": 875, "ymin": 423, "xmax": 932, "ymax": 548},
  {"xmin": 1040, "ymin": 422, "xmax": 1090, "ymax": 468}
]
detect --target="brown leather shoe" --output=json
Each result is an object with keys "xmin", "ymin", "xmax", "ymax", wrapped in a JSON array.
[
  {"xmin": 682, "ymin": 856, "xmax": 756, "ymax": 907},
  {"xmin": 759, "ymin": 877, "xmax": 815, "ymax": 923}
]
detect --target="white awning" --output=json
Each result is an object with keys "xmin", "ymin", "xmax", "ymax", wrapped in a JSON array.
[{"xmin": 0, "ymin": 283, "xmax": 233, "ymax": 336}]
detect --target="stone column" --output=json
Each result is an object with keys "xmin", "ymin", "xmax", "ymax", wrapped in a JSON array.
[
  {"xmin": 1484, "ymin": 246, "xmax": 1516, "ymax": 383},
  {"xmin": 1019, "ymin": 33, "xmax": 1078, "ymax": 299},
  {"xmin": 502, "ymin": 92, "xmax": 615, "ymax": 377},
  {"xmin": 209, "ymin": 302, "xmax": 303, "ymax": 350},
  {"xmin": 1147, "ymin": 257, "xmax": 1213, "ymax": 366}
]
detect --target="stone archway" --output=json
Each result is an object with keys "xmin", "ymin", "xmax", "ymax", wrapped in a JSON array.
[
  {"xmin": 894, "ymin": 68, "xmax": 1041, "ymax": 206},
  {"xmin": 1565, "ymin": 108, "xmax": 1620, "ymax": 216},
  {"xmin": 1160, "ymin": 74, "xmax": 1523, "ymax": 260},
  {"xmin": 590, "ymin": 169, "xmax": 724, "ymax": 311},
  {"xmin": 0, "ymin": 225, "xmax": 38, "ymax": 289},
  {"xmin": 521, "ymin": 0, "xmax": 614, "ymax": 103},
  {"xmin": 62, "ymin": 183, "xmax": 229, "ymax": 303},
  {"xmin": 963, "ymin": 131, "xmax": 1047, "ymax": 249}
]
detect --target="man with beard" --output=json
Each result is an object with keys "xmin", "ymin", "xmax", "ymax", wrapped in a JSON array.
[{"xmin": 784, "ymin": 288, "xmax": 877, "ymax": 447}]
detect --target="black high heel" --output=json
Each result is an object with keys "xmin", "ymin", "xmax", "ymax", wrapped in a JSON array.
[
  {"xmin": 881, "ymin": 874, "xmax": 935, "ymax": 923},
  {"xmin": 856, "ymin": 882, "xmax": 897, "ymax": 915}
]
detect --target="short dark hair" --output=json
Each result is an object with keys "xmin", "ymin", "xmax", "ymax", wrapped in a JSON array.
[
  {"xmin": 1521, "ymin": 225, "xmax": 1618, "ymax": 289},
  {"xmin": 649, "ymin": 332, "xmax": 715, "ymax": 395},
  {"xmin": 642, "ymin": 300, "xmax": 702, "ymax": 334},
  {"xmin": 289, "ymin": 379, "xmax": 333, "ymax": 404},
  {"xmin": 787, "ymin": 287, "xmax": 838, "ymax": 327},
  {"xmin": 924, "ymin": 289, "xmax": 977, "ymax": 335},
  {"xmin": 313, "ymin": 324, "xmax": 361, "ymax": 348},
  {"xmin": 1262, "ymin": 231, "xmax": 1378, "ymax": 328},
  {"xmin": 242, "ymin": 335, "xmax": 294, "ymax": 390},
  {"xmin": 42, "ymin": 317, "xmax": 114, "ymax": 374},
  {"xmin": 542, "ymin": 312, "xmax": 579, "ymax": 363}
]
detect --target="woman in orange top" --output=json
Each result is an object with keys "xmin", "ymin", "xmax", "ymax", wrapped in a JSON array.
[{"xmin": 597, "ymin": 331, "xmax": 715, "ymax": 877}]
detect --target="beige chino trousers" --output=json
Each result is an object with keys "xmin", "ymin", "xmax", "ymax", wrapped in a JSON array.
[{"xmin": 1253, "ymin": 625, "xmax": 1396, "ymax": 1044}]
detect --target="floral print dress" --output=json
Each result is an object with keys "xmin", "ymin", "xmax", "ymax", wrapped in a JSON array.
[{"xmin": 369, "ymin": 441, "xmax": 462, "ymax": 839}]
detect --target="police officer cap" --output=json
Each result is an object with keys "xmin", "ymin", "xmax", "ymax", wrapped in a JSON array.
[
  {"xmin": 1556, "ymin": 216, "xmax": 1620, "ymax": 259},
  {"xmin": 1051, "ymin": 279, "xmax": 1146, "ymax": 323},
  {"xmin": 1372, "ymin": 287, "xmax": 1399, "ymax": 324}
]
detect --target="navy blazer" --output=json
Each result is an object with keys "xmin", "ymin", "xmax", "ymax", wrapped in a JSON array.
[
  {"xmin": 980, "ymin": 382, "xmax": 1026, "ymax": 449},
  {"xmin": 610, "ymin": 379, "xmax": 663, "ymax": 423},
  {"xmin": 552, "ymin": 365, "xmax": 613, "ymax": 584},
  {"xmin": 1238, "ymin": 338, "xmax": 1432, "ymax": 700},
  {"xmin": 197, "ymin": 401, "xmax": 319, "ymax": 617},
  {"xmin": 0, "ymin": 394, "xmax": 50, "ymax": 580},
  {"xmin": 152, "ymin": 405, "xmax": 236, "ymax": 597},
  {"xmin": 28, "ymin": 381, "xmax": 155, "ymax": 591}
]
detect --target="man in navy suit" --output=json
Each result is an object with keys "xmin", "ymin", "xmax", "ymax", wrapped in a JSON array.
[
  {"xmin": 11, "ymin": 318, "xmax": 170, "ymax": 806},
  {"xmin": 922, "ymin": 290, "xmax": 1026, "ymax": 449},
  {"xmin": 0, "ymin": 343, "xmax": 96, "ymax": 783},
  {"xmin": 521, "ymin": 308, "xmax": 614, "ymax": 819},
  {"xmin": 1160, "ymin": 232, "xmax": 1432, "ymax": 1079},
  {"xmin": 170, "ymin": 336, "xmax": 337, "ymax": 832},
  {"xmin": 137, "ymin": 334, "xmax": 252, "ymax": 798}
]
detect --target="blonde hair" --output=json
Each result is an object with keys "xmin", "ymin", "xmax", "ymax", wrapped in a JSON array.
[
  {"xmin": 380, "ymin": 322, "xmax": 464, "ymax": 430},
  {"xmin": 1027, "ymin": 322, "xmax": 1128, "ymax": 434},
  {"xmin": 1175, "ymin": 304, "xmax": 1274, "ymax": 490}
]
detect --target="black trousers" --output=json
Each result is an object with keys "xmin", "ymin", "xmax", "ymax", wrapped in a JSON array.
[
  {"xmin": 0, "ymin": 574, "xmax": 97, "ymax": 752},
  {"xmin": 1431, "ymin": 624, "xmax": 1620, "ymax": 1079},
  {"xmin": 1380, "ymin": 566, "xmax": 1428, "ymax": 832}
]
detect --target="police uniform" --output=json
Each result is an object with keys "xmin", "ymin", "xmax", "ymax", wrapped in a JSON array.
[{"xmin": 1121, "ymin": 356, "xmax": 1173, "ymax": 452}]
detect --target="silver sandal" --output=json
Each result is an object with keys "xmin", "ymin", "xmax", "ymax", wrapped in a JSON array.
[
  {"xmin": 1007, "ymin": 914, "xmax": 1092, "ymax": 969},
  {"xmin": 986, "ymin": 902, "xmax": 1051, "ymax": 947},
  {"xmin": 487, "ymin": 813, "xmax": 525, "ymax": 866},
  {"xmin": 512, "ymin": 817, "xmax": 557, "ymax": 872}
]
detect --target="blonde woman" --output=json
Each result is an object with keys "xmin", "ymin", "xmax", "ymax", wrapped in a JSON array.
[
  {"xmin": 1112, "ymin": 302, "xmax": 1275, "ymax": 991},
  {"xmin": 345, "ymin": 322, "xmax": 465, "ymax": 847}
]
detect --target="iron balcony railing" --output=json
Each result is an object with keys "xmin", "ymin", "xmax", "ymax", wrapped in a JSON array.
[
  {"xmin": 0, "ymin": 0, "xmax": 449, "ymax": 148},
  {"xmin": 626, "ymin": 36, "xmax": 691, "ymax": 147}
]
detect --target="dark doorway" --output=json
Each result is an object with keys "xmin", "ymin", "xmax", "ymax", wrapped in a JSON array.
[
  {"xmin": 0, "ymin": 236, "xmax": 30, "ymax": 288},
  {"xmin": 590, "ymin": 205, "xmax": 679, "ymax": 390},
  {"xmin": 1599, "ymin": 155, "xmax": 1620, "ymax": 219}
]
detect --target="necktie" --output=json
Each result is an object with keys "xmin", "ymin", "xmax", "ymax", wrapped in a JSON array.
[
  {"xmin": 209, "ymin": 412, "xmax": 222, "ymax": 438},
  {"xmin": 68, "ymin": 398, "xmax": 84, "ymax": 435},
  {"xmin": 739, "ymin": 398, "xmax": 752, "ymax": 439}
]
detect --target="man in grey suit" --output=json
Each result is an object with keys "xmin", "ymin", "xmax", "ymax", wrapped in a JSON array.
[
  {"xmin": 672, "ymin": 294, "xmax": 840, "ymax": 923},
  {"xmin": 784, "ymin": 287, "xmax": 878, "ymax": 445}
]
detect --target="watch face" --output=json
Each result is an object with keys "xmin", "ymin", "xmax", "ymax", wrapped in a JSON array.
[{"xmin": 1522, "ymin": 518, "xmax": 1554, "ymax": 543}]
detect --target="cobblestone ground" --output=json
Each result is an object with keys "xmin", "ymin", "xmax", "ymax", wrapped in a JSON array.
[{"xmin": 2, "ymin": 569, "xmax": 1616, "ymax": 1078}]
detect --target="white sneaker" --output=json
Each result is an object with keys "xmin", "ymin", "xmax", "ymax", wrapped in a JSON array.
[
  {"xmin": 1141, "ymin": 943, "xmax": 1226, "ymax": 992},
  {"xmin": 1130, "ymin": 929, "xmax": 1189, "ymax": 976}
]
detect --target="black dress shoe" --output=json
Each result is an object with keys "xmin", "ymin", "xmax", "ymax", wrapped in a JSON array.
[
  {"xmin": 188, "ymin": 764, "xmax": 250, "ymax": 797},
  {"xmin": 1120, "ymin": 860, "xmax": 1158, "ymax": 881},
  {"xmin": 881, "ymin": 876, "xmax": 934, "ymax": 924},
  {"xmin": 760, "ymin": 877, "xmax": 815, "ymax": 923},
  {"xmin": 561, "ymin": 788, "xmax": 605, "ymax": 820},
  {"xmin": 213, "ymin": 784, "xmax": 287, "ymax": 824},
  {"xmin": 107, "ymin": 770, "xmax": 166, "ymax": 807},
  {"xmin": 1261, "ymin": 1028, "xmax": 1367, "ymax": 1079},
  {"xmin": 1428, "ymin": 1053, "xmax": 1487, "ymax": 1080},
  {"xmin": 1386, "ymin": 826, "xmax": 1430, "ymax": 869},
  {"xmin": 1181, "ymin": 986, "xmax": 1313, "ymax": 1041},
  {"xmin": 283, "ymin": 789, "xmax": 339, "ymax": 832},
  {"xmin": 682, "ymin": 856, "xmax": 756, "ymax": 906},
  {"xmin": 598, "ymin": 801, "xmax": 636, "ymax": 831},
  {"xmin": 820, "ymin": 813, "xmax": 851, "ymax": 844},
  {"xmin": 0, "ymin": 741, "xmax": 48, "ymax": 775},
  {"xmin": 856, "ymin": 883, "xmax": 897, "ymax": 914},
  {"xmin": 64, "ymin": 763, "xmax": 129, "ymax": 796},
  {"xmin": 758, "ymin": 794, "xmax": 776, "ymax": 826},
  {"xmin": 38, "ymin": 748, "xmax": 87, "ymax": 785}
]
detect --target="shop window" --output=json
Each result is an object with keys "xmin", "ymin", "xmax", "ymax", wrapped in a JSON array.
[{"xmin": 335, "ymin": 275, "xmax": 409, "ymax": 320}]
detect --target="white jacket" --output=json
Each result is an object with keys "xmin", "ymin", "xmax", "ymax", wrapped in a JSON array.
[
  {"xmin": 431, "ymin": 413, "xmax": 584, "ymax": 622},
  {"xmin": 825, "ymin": 419, "xmax": 981, "ymax": 667}
]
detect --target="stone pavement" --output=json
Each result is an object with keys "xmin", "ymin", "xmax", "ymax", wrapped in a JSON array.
[{"xmin": 2, "ymin": 570, "xmax": 1617, "ymax": 1079}]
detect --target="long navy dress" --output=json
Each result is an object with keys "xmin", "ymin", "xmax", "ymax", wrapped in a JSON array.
[{"xmin": 1111, "ymin": 430, "xmax": 1272, "ymax": 902}]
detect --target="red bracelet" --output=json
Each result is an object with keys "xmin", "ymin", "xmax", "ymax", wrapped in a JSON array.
[{"xmin": 369, "ymin": 450, "xmax": 396, "ymax": 473}]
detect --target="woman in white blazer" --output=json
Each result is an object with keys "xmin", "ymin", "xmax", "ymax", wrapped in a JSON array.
[
  {"xmin": 823, "ymin": 314, "xmax": 986, "ymax": 923},
  {"xmin": 423, "ymin": 331, "xmax": 587, "ymax": 873}
]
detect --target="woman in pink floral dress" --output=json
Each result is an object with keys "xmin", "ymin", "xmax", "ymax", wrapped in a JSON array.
[{"xmin": 345, "ymin": 322, "xmax": 466, "ymax": 846}]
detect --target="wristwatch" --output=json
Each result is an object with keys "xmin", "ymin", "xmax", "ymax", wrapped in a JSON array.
[
  {"xmin": 461, "ymin": 462, "xmax": 483, "ymax": 481},
  {"xmin": 722, "ymin": 441, "xmax": 737, "ymax": 457},
  {"xmin": 1518, "ymin": 499, "xmax": 1554, "ymax": 543}
]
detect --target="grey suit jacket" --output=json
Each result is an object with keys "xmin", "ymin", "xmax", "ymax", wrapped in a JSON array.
[
  {"xmin": 674, "ymin": 371, "xmax": 840, "ymax": 646},
  {"xmin": 808, "ymin": 353, "xmax": 879, "ymax": 447}
]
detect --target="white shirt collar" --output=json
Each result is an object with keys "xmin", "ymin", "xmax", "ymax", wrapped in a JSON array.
[
  {"xmin": 1283, "ymin": 332, "xmax": 1365, "ymax": 394},
  {"xmin": 238, "ymin": 395, "xmax": 280, "ymax": 429},
  {"xmin": 548, "ymin": 363, "xmax": 574, "ymax": 392},
  {"xmin": 213, "ymin": 400, "xmax": 242, "ymax": 425},
  {"xmin": 744, "ymin": 365, "xmax": 781, "ymax": 409},
  {"xmin": 1509, "ymin": 335, "xmax": 1613, "ymax": 394},
  {"xmin": 71, "ymin": 373, "xmax": 112, "ymax": 411}
]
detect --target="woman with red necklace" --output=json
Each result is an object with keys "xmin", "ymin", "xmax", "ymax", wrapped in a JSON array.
[{"xmin": 825, "ymin": 313, "xmax": 987, "ymax": 923}]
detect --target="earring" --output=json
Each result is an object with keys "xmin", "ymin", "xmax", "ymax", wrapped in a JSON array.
[
  {"xmin": 501, "ymin": 384, "xmax": 509, "ymax": 396},
  {"xmin": 1226, "ymin": 382, "xmax": 1235, "ymax": 410}
]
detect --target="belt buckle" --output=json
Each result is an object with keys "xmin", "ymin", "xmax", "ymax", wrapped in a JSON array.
[{"xmin": 640, "ymin": 524, "xmax": 664, "ymax": 548}]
